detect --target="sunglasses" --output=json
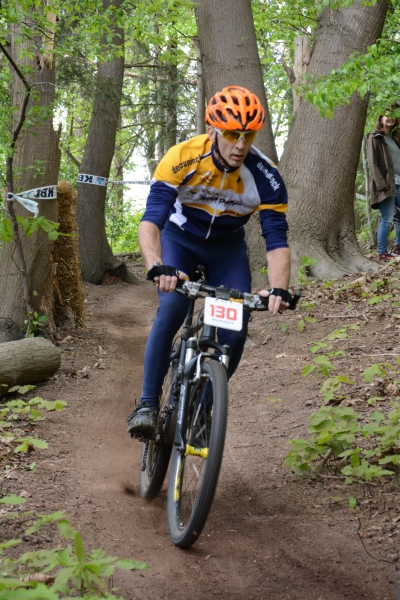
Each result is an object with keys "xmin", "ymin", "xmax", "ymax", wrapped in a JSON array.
[{"xmin": 217, "ymin": 129, "xmax": 258, "ymax": 144}]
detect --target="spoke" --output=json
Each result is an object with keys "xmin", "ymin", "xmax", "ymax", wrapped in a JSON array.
[
  {"xmin": 192, "ymin": 462, "xmax": 200, "ymax": 479},
  {"xmin": 193, "ymin": 395, "xmax": 202, "ymax": 427},
  {"xmin": 194, "ymin": 423, "xmax": 206, "ymax": 440}
]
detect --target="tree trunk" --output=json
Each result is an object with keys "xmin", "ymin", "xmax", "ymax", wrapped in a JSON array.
[
  {"xmin": 0, "ymin": 338, "xmax": 61, "ymax": 394},
  {"xmin": 195, "ymin": 0, "xmax": 278, "ymax": 288},
  {"xmin": 0, "ymin": 17, "xmax": 61, "ymax": 342},
  {"xmin": 76, "ymin": 0, "xmax": 125, "ymax": 284},
  {"xmin": 194, "ymin": 0, "xmax": 277, "ymax": 163},
  {"xmin": 280, "ymin": 1, "xmax": 388, "ymax": 279},
  {"xmin": 193, "ymin": 37, "xmax": 205, "ymax": 135}
]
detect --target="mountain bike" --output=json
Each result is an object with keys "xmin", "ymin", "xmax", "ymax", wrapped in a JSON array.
[{"xmin": 136, "ymin": 276, "xmax": 300, "ymax": 548}]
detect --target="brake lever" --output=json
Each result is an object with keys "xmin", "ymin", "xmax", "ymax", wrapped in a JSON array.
[{"xmin": 288, "ymin": 290, "xmax": 302, "ymax": 310}]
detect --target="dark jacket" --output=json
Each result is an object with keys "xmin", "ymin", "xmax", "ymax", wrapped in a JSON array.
[{"xmin": 367, "ymin": 130, "xmax": 397, "ymax": 208}]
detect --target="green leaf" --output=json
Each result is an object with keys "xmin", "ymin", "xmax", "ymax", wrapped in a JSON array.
[
  {"xmin": 74, "ymin": 531, "xmax": 85, "ymax": 564},
  {"xmin": 362, "ymin": 364, "xmax": 387, "ymax": 383},
  {"xmin": 349, "ymin": 496, "xmax": 357, "ymax": 508},
  {"xmin": 58, "ymin": 520, "xmax": 77, "ymax": 540},
  {"xmin": 304, "ymin": 316, "xmax": 316, "ymax": 323},
  {"xmin": 0, "ymin": 539, "xmax": 22, "ymax": 549},
  {"xmin": 302, "ymin": 364, "xmax": 316, "ymax": 377},
  {"xmin": 298, "ymin": 319, "xmax": 305, "ymax": 332},
  {"xmin": 0, "ymin": 495, "xmax": 26, "ymax": 505}
]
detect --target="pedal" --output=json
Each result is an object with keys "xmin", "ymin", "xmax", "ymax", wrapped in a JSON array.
[{"xmin": 131, "ymin": 431, "xmax": 160, "ymax": 443}]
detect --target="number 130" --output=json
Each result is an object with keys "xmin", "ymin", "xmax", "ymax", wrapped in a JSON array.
[{"xmin": 210, "ymin": 304, "xmax": 237, "ymax": 321}]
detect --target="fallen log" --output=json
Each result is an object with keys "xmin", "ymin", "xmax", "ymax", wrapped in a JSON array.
[{"xmin": 0, "ymin": 338, "xmax": 61, "ymax": 394}]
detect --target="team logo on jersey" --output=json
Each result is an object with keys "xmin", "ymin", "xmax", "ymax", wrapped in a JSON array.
[
  {"xmin": 257, "ymin": 161, "xmax": 280, "ymax": 191},
  {"xmin": 172, "ymin": 154, "xmax": 201, "ymax": 174}
]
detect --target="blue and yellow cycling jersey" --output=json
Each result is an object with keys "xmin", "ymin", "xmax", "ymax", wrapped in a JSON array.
[{"xmin": 142, "ymin": 134, "xmax": 288, "ymax": 251}]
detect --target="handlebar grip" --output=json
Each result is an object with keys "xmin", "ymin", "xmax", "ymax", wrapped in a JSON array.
[
  {"xmin": 229, "ymin": 288, "xmax": 245, "ymax": 300},
  {"xmin": 288, "ymin": 290, "xmax": 301, "ymax": 310}
]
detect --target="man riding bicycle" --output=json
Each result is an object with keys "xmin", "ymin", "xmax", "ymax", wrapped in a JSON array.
[{"xmin": 127, "ymin": 85, "xmax": 291, "ymax": 438}]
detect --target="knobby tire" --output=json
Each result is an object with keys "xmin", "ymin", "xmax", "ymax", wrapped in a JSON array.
[
  {"xmin": 167, "ymin": 359, "xmax": 228, "ymax": 548},
  {"xmin": 139, "ymin": 349, "xmax": 179, "ymax": 499}
]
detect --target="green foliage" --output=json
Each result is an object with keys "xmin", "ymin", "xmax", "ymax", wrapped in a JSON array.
[
  {"xmin": 0, "ymin": 394, "xmax": 67, "ymax": 455},
  {"xmin": 285, "ymin": 406, "xmax": 361, "ymax": 473},
  {"xmin": 106, "ymin": 205, "xmax": 143, "ymax": 253},
  {"xmin": 361, "ymin": 363, "xmax": 391, "ymax": 383},
  {"xmin": 298, "ymin": 256, "xmax": 318, "ymax": 284},
  {"xmin": 320, "ymin": 374, "xmax": 355, "ymax": 403},
  {"xmin": 302, "ymin": 354, "xmax": 336, "ymax": 378},
  {"xmin": 0, "ymin": 508, "xmax": 147, "ymax": 599},
  {"xmin": 23, "ymin": 312, "xmax": 48, "ymax": 338},
  {"xmin": 15, "ymin": 216, "xmax": 62, "ymax": 241},
  {"xmin": 301, "ymin": 6, "xmax": 400, "ymax": 125},
  {"xmin": 285, "ymin": 402, "xmax": 400, "ymax": 482},
  {"xmin": 287, "ymin": 321, "xmax": 400, "ymax": 483},
  {"xmin": 0, "ymin": 389, "xmax": 146, "ymax": 598}
]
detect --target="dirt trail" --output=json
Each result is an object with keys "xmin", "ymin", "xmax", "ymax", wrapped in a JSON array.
[{"xmin": 6, "ymin": 263, "xmax": 399, "ymax": 599}]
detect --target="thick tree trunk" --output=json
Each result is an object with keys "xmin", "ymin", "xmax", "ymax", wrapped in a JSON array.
[
  {"xmin": 76, "ymin": 0, "xmax": 125, "ymax": 284},
  {"xmin": 195, "ymin": 0, "xmax": 278, "ymax": 288},
  {"xmin": 0, "ymin": 19, "xmax": 61, "ymax": 342},
  {"xmin": 0, "ymin": 338, "xmax": 61, "ymax": 394},
  {"xmin": 280, "ymin": 1, "xmax": 388, "ymax": 279},
  {"xmin": 194, "ymin": 0, "xmax": 277, "ymax": 163}
]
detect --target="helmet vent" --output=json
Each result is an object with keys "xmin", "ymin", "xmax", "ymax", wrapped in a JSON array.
[{"xmin": 216, "ymin": 109, "xmax": 227, "ymax": 123}]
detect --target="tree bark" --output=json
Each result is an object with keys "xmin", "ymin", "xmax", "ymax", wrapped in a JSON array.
[
  {"xmin": 0, "ymin": 337, "xmax": 61, "ymax": 394},
  {"xmin": 76, "ymin": 0, "xmax": 125, "ymax": 283},
  {"xmin": 282, "ymin": 36, "xmax": 311, "ymax": 115},
  {"xmin": 0, "ymin": 16, "xmax": 61, "ymax": 342},
  {"xmin": 193, "ymin": 37, "xmax": 205, "ymax": 135},
  {"xmin": 195, "ymin": 0, "xmax": 278, "ymax": 288},
  {"xmin": 280, "ymin": 1, "xmax": 388, "ymax": 279}
]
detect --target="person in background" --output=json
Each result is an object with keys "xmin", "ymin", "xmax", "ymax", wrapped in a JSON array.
[
  {"xmin": 394, "ymin": 207, "xmax": 400, "ymax": 239},
  {"xmin": 367, "ymin": 111, "xmax": 400, "ymax": 261}
]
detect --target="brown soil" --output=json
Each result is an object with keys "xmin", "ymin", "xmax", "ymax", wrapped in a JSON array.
[{"xmin": 2, "ymin": 257, "xmax": 400, "ymax": 599}]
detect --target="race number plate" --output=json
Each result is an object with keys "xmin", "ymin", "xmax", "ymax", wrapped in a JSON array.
[{"xmin": 203, "ymin": 297, "xmax": 243, "ymax": 331}]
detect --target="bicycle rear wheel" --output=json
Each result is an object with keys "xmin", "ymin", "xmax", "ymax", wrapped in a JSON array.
[
  {"xmin": 139, "ymin": 349, "xmax": 179, "ymax": 499},
  {"xmin": 167, "ymin": 359, "xmax": 228, "ymax": 548}
]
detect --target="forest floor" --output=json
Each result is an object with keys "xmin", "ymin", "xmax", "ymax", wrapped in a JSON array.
[{"xmin": 3, "ymin": 255, "xmax": 400, "ymax": 599}]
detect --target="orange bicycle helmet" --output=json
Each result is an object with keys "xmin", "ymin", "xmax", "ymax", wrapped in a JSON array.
[{"xmin": 206, "ymin": 85, "xmax": 265, "ymax": 131}]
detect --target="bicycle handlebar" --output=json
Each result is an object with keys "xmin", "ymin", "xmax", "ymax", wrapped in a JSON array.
[{"xmin": 177, "ymin": 280, "xmax": 301, "ymax": 312}]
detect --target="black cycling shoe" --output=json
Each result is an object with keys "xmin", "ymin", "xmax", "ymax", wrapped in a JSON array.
[
  {"xmin": 127, "ymin": 402, "xmax": 159, "ymax": 437},
  {"xmin": 189, "ymin": 412, "xmax": 212, "ymax": 448}
]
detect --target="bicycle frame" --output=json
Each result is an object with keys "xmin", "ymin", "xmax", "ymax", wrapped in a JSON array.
[{"xmin": 171, "ymin": 293, "xmax": 230, "ymax": 454}]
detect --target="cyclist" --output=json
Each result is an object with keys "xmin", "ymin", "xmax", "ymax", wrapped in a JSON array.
[{"xmin": 128, "ymin": 85, "xmax": 291, "ymax": 437}]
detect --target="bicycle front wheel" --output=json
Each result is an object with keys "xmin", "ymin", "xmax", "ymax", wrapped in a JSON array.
[
  {"xmin": 139, "ymin": 350, "xmax": 179, "ymax": 499},
  {"xmin": 167, "ymin": 359, "xmax": 228, "ymax": 548}
]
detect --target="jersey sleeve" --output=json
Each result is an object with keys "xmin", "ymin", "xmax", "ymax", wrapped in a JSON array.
[
  {"xmin": 140, "ymin": 145, "xmax": 183, "ymax": 229},
  {"xmin": 141, "ymin": 141, "xmax": 202, "ymax": 229},
  {"xmin": 254, "ymin": 158, "xmax": 289, "ymax": 251}
]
